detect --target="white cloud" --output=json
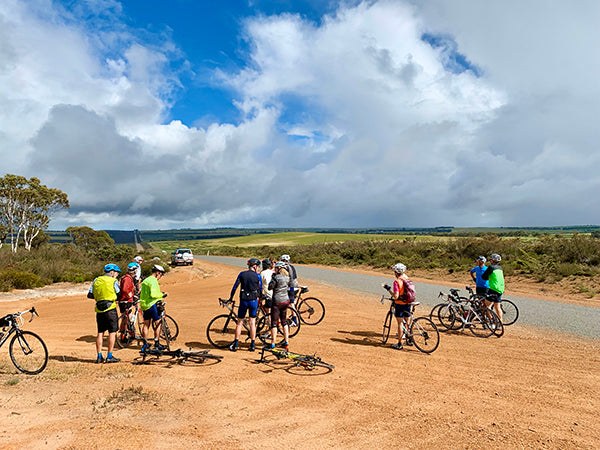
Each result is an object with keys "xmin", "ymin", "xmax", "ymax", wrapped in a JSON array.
[{"xmin": 1, "ymin": 0, "xmax": 599, "ymax": 229}]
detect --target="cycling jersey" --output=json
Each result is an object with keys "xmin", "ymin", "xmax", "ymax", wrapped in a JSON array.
[
  {"xmin": 482, "ymin": 264, "xmax": 505, "ymax": 294},
  {"xmin": 230, "ymin": 270, "xmax": 262, "ymax": 301},
  {"xmin": 139, "ymin": 276, "xmax": 163, "ymax": 311},
  {"xmin": 393, "ymin": 275, "xmax": 410, "ymax": 305},
  {"xmin": 89, "ymin": 275, "xmax": 120, "ymax": 313},
  {"xmin": 470, "ymin": 265, "xmax": 490, "ymax": 288},
  {"xmin": 119, "ymin": 273, "xmax": 135, "ymax": 303}
]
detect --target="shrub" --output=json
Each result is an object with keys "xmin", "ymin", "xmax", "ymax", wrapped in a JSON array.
[{"xmin": 0, "ymin": 269, "xmax": 44, "ymax": 290}]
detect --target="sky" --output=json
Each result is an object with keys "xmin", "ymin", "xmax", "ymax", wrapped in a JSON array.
[{"xmin": 1, "ymin": 0, "xmax": 599, "ymax": 230}]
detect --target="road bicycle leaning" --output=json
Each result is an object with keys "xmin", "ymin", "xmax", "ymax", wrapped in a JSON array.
[
  {"xmin": 117, "ymin": 300, "xmax": 179, "ymax": 349},
  {"xmin": 436, "ymin": 290, "xmax": 504, "ymax": 338},
  {"xmin": 0, "ymin": 307, "xmax": 48, "ymax": 374},
  {"xmin": 290, "ymin": 286, "xmax": 325, "ymax": 325}
]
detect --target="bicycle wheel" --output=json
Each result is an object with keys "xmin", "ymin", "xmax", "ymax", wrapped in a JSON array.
[
  {"xmin": 206, "ymin": 314, "xmax": 237, "ymax": 349},
  {"xmin": 409, "ymin": 317, "xmax": 440, "ymax": 354},
  {"xmin": 116, "ymin": 314, "xmax": 135, "ymax": 349},
  {"xmin": 256, "ymin": 316, "xmax": 286, "ymax": 346},
  {"xmin": 468, "ymin": 308, "xmax": 496, "ymax": 338},
  {"xmin": 428, "ymin": 303, "xmax": 445, "ymax": 326},
  {"xmin": 284, "ymin": 307, "xmax": 301, "ymax": 338},
  {"xmin": 9, "ymin": 331, "xmax": 48, "ymax": 375},
  {"xmin": 296, "ymin": 297, "xmax": 325, "ymax": 325},
  {"xmin": 500, "ymin": 299, "xmax": 519, "ymax": 326},
  {"xmin": 437, "ymin": 304, "xmax": 457, "ymax": 331},
  {"xmin": 382, "ymin": 311, "xmax": 393, "ymax": 344},
  {"xmin": 294, "ymin": 355, "xmax": 335, "ymax": 370},
  {"xmin": 160, "ymin": 314, "xmax": 179, "ymax": 341},
  {"xmin": 183, "ymin": 352, "xmax": 224, "ymax": 363}
]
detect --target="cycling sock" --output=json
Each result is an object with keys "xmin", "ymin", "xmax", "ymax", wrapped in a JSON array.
[
  {"xmin": 98, "ymin": 353, "xmax": 102, "ymax": 359},
  {"xmin": 107, "ymin": 352, "xmax": 113, "ymax": 359}
]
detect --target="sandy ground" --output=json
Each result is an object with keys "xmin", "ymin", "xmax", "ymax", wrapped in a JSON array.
[{"xmin": 1, "ymin": 260, "xmax": 599, "ymax": 449}]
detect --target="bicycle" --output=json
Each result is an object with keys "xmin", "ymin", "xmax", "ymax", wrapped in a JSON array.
[
  {"xmin": 207, "ymin": 298, "xmax": 272, "ymax": 348},
  {"xmin": 290, "ymin": 286, "xmax": 325, "ymax": 325},
  {"xmin": 255, "ymin": 297, "xmax": 301, "ymax": 340},
  {"xmin": 138, "ymin": 342, "xmax": 223, "ymax": 365},
  {"xmin": 156, "ymin": 301, "xmax": 178, "ymax": 349},
  {"xmin": 117, "ymin": 300, "xmax": 179, "ymax": 349},
  {"xmin": 437, "ymin": 292, "xmax": 504, "ymax": 338},
  {"xmin": 0, "ymin": 307, "xmax": 48, "ymax": 374},
  {"xmin": 258, "ymin": 346, "xmax": 334, "ymax": 370},
  {"xmin": 465, "ymin": 286, "xmax": 519, "ymax": 326},
  {"xmin": 381, "ymin": 295, "xmax": 440, "ymax": 354}
]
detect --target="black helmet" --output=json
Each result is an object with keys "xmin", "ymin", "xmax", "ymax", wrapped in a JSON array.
[
  {"xmin": 262, "ymin": 258, "xmax": 271, "ymax": 270},
  {"xmin": 248, "ymin": 258, "xmax": 261, "ymax": 267}
]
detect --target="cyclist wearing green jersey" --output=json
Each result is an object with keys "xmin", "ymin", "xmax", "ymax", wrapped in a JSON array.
[
  {"xmin": 140, "ymin": 264, "xmax": 168, "ymax": 351},
  {"xmin": 481, "ymin": 253, "xmax": 504, "ymax": 321}
]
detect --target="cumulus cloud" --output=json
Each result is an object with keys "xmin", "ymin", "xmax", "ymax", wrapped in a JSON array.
[{"xmin": 1, "ymin": 0, "xmax": 599, "ymax": 229}]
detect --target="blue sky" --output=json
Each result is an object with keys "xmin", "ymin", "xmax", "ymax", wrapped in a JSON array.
[{"xmin": 1, "ymin": 0, "xmax": 599, "ymax": 230}]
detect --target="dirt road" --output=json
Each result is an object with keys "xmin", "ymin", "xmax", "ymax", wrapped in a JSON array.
[{"xmin": 1, "ymin": 260, "xmax": 599, "ymax": 449}]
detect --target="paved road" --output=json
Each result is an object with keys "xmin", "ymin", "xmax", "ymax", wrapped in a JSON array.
[{"xmin": 197, "ymin": 255, "xmax": 600, "ymax": 339}]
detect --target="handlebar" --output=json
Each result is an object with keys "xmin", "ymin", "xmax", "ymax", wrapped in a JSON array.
[{"xmin": 219, "ymin": 298, "xmax": 234, "ymax": 307}]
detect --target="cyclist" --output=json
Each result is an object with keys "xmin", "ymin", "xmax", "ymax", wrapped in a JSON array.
[
  {"xmin": 469, "ymin": 256, "xmax": 490, "ymax": 296},
  {"xmin": 280, "ymin": 254, "xmax": 299, "ymax": 325},
  {"xmin": 261, "ymin": 258, "xmax": 275, "ymax": 310},
  {"xmin": 132, "ymin": 256, "xmax": 144, "ymax": 291},
  {"xmin": 117, "ymin": 263, "xmax": 139, "ymax": 338},
  {"xmin": 228, "ymin": 258, "xmax": 262, "ymax": 352},
  {"xmin": 88, "ymin": 264, "xmax": 122, "ymax": 363},
  {"xmin": 481, "ymin": 253, "xmax": 504, "ymax": 321},
  {"xmin": 268, "ymin": 261, "xmax": 295, "ymax": 350},
  {"xmin": 140, "ymin": 264, "xmax": 168, "ymax": 351},
  {"xmin": 384, "ymin": 263, "xmax": 413, "ymax": 350}
]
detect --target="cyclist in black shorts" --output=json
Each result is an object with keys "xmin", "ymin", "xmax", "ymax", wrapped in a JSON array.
[
  {"xmin": 88, "ymin": 264, "xmax": 122, "ymax": 363},
  {"xmin": 228, "ymin": 258, "xmax": 263, "ymax": 352},
  {"xmin": 268, "ymin": 261, "xmax": 294, "ymax": 349}
]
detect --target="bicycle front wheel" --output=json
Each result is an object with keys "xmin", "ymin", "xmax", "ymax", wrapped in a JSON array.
[
  {"xmin": 206, "ymin": 314, "xmax": 237, "ymax": 349},
  {"xmin": 500, "ymin": 299, "xmax": 519, "ymax": 326},
  {"xmin": 284, "ymin": 307, "xmax": 301, "ymax": 338},
  {"xmin": 296, "ymin": 297, "xmax": 325, "ymax": 325},
  {"xmin": 410, "ymin": 318, "xmax": 440, "ymax": 354},
  {"xmin": 256, "ymin": 316, "xmax": 286, "ymax": 346},
  {"xmin": 160, "ymin": 314, "xmax": 179, "ymax": 342},
  {"xmin": 468, "ymin": 308, "xmax": 496, "ymax": 338},
  {"xmin": 116, "ymin": 314, "xmax": 135, "ymax": 349},
  {"xmin": 437, "ymin": 304, "xmax": 457, "ymax": 331},
  {"xmin": 295, "ymin": 355, "xmax": 335, "ymax": 370},
  {"xmin": 9, "ymin": 331, "xmax": 48, "ymax": 374},
  {"xmin": 382, "ymin": 311, "xmax": 393, "ymax": 344}
]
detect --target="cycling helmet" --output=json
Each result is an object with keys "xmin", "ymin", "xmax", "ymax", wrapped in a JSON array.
[
  {"xmin": 152, "ymin": 264, "xmax": 166, "ymax": 274},
  {"xmin": 127, "ymin": 262, "xmax": 140, "ymax": 272},
  {"xmin": 274, "ymin": 261, "xmax": 287, "ymax": 269},
  {"xmin": 134, "ymin": 256, "xmax": 143, "ymax": 263},
  {"xmin": 280, "ymin": 254, "xmax": 291, "ymax": 262},
  {"xmin": 476, "ymin": 256, "xmax": 487, "ymax": 263},
  {"xmin": 392, "ymin": 263, "xmax": 406, "ymax": 274},
  {"xmin": 262, "ymin": 258, "xmax": 272, "ymax": 270},
  {"xmin": 104, "ymin": 263, "xmax": 121, "ymax": 273},
  {"xmin": 248, "ymin": 258, "xmax": 261, "ymax": 267},
  {"xmin": 490, "ymin": 253, "xmax": 502, "ymax": 262}
]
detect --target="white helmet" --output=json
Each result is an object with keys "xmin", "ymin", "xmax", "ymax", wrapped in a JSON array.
[
  {"xmin": 392, "ymin": 263, "xmax": 406, "ymax": 274},
  {"xmin": 274, "ymin": 261, "xmax": 287, "ymax": 269},
  {"xmin": 490, "ymin": 253, "xmax": 502, "ymax": 262},
  {"xmin": 134, "ymin": 256, "xmax": 143, "ymax": 263},
  {"xmin": 152, "ymin": 264, "xmax": 165, "ymax": 274},
  {"xmin": 280, "ymin": 254, "xmax": 291, "ymax": 262}
]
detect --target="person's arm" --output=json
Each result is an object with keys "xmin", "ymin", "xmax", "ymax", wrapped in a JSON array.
[
  {"xmin": 470, "ymin": 267, "xmax": 477, "ymax": 283},
  {"xmin": 268, "ymin": 276, "xmax": 277, "ymax": 291},
  {"xmin": 481, "ymin": 266, "xmax": 493, "ymax": 281},
  {"xmin": 87, "ymin": 281, "xmax": 95, "ymax": 299},
  {"xmin": 230, "ymin": 274, "xmax": 241, "ymax": 300}
]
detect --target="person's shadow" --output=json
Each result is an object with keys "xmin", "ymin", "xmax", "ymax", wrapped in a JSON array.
[{"xmin": 331, "ymin": 330, "xmax": 383, "ymax": 347}]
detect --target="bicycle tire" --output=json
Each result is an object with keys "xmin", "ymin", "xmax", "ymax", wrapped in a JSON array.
[
  {"xmin": 428, "ymin": 303, "xmax": 445, "ymax": 326},
  {"xmin": 256, "ymin": 316, "xmax": 286, "ymax": 346},
  {"xmin": 183, "ymin": 352, "xmax": 223, "ymax": 363},
  {"xmin": 409, "ymin": 317, "xmax": 440, "ymax": 354},
  {"xmin": 206, "ymin": 314, "xmax": 237, "ymax": 349},
  {"xmin": 437, "ymin": 304, "xmax": 457, "ymax": 331},
  {"xmin": 500, "ymin": 299, "xmax": 519, "ymax": 326},
  {"xmin": 160, "ymin": 314, "xmax": 179, "ymax": 342},
  {"xmin": 116, "ymin": 314, "xmax": 135, "ymax": 349},
  {"xmin": 382, "ymin": 311, "xmax": 393, "ymax": 344},
  {"xmin": 9, "ymin": 331, "xmax": 48, "ymax": 375},
  {"xmin": 285, "ymin": 308, "xmax": 301, "ymax": 338},
  {"xmin": 468, "ymin": 308, "xmax": 495, "ymax": 338},
  {"xmin": 296, "ymin": 297, "xmax": 325, "ymax": 325}
]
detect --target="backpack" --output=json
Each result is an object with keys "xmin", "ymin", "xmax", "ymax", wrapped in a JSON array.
[{"xmin": 400, "ymin": 278, "xmax": 416, "ymax": 303}]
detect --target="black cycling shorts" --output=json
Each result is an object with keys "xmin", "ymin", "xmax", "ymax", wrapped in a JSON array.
[{"xmin": 96, "ymin": 309, "xmax": 118, "ymax": 333}]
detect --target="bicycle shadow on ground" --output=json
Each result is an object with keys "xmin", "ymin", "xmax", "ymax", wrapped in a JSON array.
[
  {"xmin": 331, "ymin": 330, "xmax": 383, "ymax": 348},
  {"xmin": 252, "ymin": 355, "xmax": 333, "ymax": 376},
  {"xmin": 49, "ymin": 355, "xmax": 97, "ymax": 364},
  {"xmin": 76, "ymin": 335, "xmax": 97, "ymax": 343},
  {"xmin": 183, "ymin": 341, "xmax": 217, "ymax": 350}
]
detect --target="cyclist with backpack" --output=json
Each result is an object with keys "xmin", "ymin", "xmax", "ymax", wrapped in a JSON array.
[
  {"xmin": 384, "ymin": 263, "xmax": 416, "ymax": 350},
  {"xmin": 117, "ymin": 263, "xmax": 139, "ymax": 338},
  {"xmin": 228, "ymin": 258, "xmax": 263, "ymax": 352},
  {"xmin": 481, "ymin": 253, "xmax": 505, "ymax": 321}
]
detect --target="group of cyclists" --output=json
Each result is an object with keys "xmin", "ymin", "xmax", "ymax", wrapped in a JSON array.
[
  {"xmin": 228, "ymin": 254, "xmax": 298, "ymax": 352},
  {"xmin": 88, "ymin": 255, "xmax": 169, "ymax": 363}
]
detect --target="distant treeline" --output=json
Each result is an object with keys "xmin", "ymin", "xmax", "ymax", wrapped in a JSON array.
[{"xmin": 56, "ymin": 226, "xmax": 600, "ymax": 244}]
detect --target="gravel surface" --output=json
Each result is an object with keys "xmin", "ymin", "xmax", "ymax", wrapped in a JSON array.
[{"xmin": 198, "ymin": 255, "xmax": 600, "ymax": 339}]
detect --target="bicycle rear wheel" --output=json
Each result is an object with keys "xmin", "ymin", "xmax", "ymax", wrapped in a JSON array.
[
  {"xmin": 116, "ymin": 314, "xmax": 135, "ymax": 349},
  {"xmin": 9, "ymin": 331, "xmax": 48, "ymax": 374},
  {"xmin": 257, "ymin": 316, "xmax": 286, "ymax": 346},
  {"xmin": 409, "ymin": 318, "xmax": 440, "ymax": 354},
  {"xmin": 206, "ymin": 314, "xmax": 237, "ymax": 349},
  {"xmin": 382, "ymin": 311, "xmax": 393, "ymax": 344},
  {"xmin": 437, "ymin": 304, "xmax": 458, "ymax": 331},
  {"xmin": 296, "ymin": 297, "xmax": 325, "ymax": 325},
  {"xmin": 295, "ymin": 355, "xmax": 335, "ymax": 370},
  {"xmin": 284, "ymin": 308, "xmax": 301, "ymax": 338},
  {"xmin": 500, "ymin": 299, "xmax": 519, "ymax": 326},
  {"xmin": 428, "ymin": 303, "xmax": 445, "ymax": 326}
]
